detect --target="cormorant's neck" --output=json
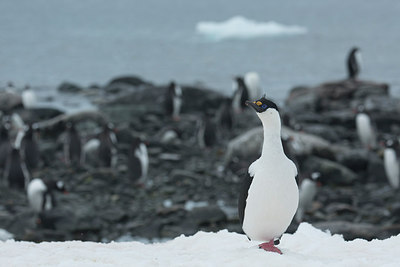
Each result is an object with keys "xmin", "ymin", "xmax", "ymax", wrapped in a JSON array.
[{"xmin": 259, "ymin": 114, "xmax": 284, "ymax": 158}]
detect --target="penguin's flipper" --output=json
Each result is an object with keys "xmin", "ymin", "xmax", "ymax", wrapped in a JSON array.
[{"xmin": 238, "ymin": 172, "xmax": 254, "ymax": 225}]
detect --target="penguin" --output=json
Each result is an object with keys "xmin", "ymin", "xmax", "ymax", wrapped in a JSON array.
[
  {"xmin": 0, "ymin": 123, "xmax": 11, "ymax": 169},
  {"xmin": 20, "ymin": 124, "xmax": 40, "ymax": 171},
  {"xmin": 355, "ymin": 105, "xmax": 377, "ymax": 150},
  {"xmin": 63, "ymin": 122, "xmax": 82, "ymax": 165},
  {"xmin": 3, "ymin": 143, "xmax": 31, "ymax": 190},
  {"xmin": 238, "ymin": 97, "xmax": 298, "ymax": 254},
  {"xmin": 295, "ymin": 172, "xmax": 321, "ymax": 223},
  {"xmin": 347, "ymin": 47, "xmax": 361, "ymax": 79},
  {"xmin": 164, "ymin": 81, "xmax": 183, "ymax": 120},
  {"xmin": 232, "ymin": 76, "xmax": 249, "ymax": 113},
  {"xmin": 383, "ymin": 139, "xmax": 399, "ymax": 189},
  {"xmin": 197, "ymin": 113, "xmax": 217, "ymax": 148},
  {"xmin": 128, "ymin": 137, "xmax": 149, "ymax": 184},
  {"xmin": 98, "ymin": 123, "xmax": 118, "ymax": 167},
  {"xmin": 27, "ymin": 178, "xmax": 67, "ymax": 214},
  {"xmin": 244, "ymin": 72, "xmax": 262, "ymax": 101},
  {"xmin": 21, "ymin": 85, "xmax": 37, "ymax": 109},
  {"xmin": 216, "ymin": 98, "xmax": 234, "ymax": 131}
]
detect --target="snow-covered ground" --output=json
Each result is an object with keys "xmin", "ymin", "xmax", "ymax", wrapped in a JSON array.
[{"xmin": 0, "ymin": 223, "xmax": 399, "ymax": 267}]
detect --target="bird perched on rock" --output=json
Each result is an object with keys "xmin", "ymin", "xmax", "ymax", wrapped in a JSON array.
[
  {"xmin": 20, "ymin": 124, "xmax": 40, "ymax": 171},
  {"xmin": 197, "ymin": 113, "xmax": 217, "ymax": 148},
  {"xmin": 232, "ymin": 76, "xmax": 249, "ymax": 113},
  {"xmin": 355, "ymin": 105, "xmax": 377, "ymax": 150},
  {"xmin": 164, "ymin": 81, "xmax": 182, "ymax": 120},
  {"xmin": 295, "ymin": 172, "xmax": 321, "ymax": 223},
  {"xmin": 98, "ymin": 123, "xmax": 118, "ymax": 168},
  {"xmin": 216, "ymin": 98, "xmax": 234, "ymax": 131},
  {"xmin": 244, "ymin": 72, "xmax": 262, "ymax": 101},
  {"xmin": 383, "ymin": 139, "xmax": 399, "ymax": 189},
  {"xmin": 347, "ymin": 47, "xmax": 361, "ymax": 79},
  {"xmin": 0, "ymin": 123, "xmax": 11, "ymax": 169},
  {"xmin": 27, "ymin": 178, "xmax": 67, "ymax": 214},
  {"xmin": 238, "ymin": 97, "xmax": 298, "ymax": 254},
  {"xmin": 3, "ymin": 140, "xmax": 30, "ymax": 190},
  {"xmin": 128, "ymin": 137, "xmax": 149, "ymax": 185},
  {"xmin": 63, "ymin": 122, "xmax": 82, "ymax": 165},
  {"xmin": 21, "ymin": 85, "xmax": 37, "ymax": 109}
]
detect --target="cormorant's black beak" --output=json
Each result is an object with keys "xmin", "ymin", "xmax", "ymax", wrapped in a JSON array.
[{"xmin": 245, "ymin": 100, "xmax": 263, "ymax": 113}]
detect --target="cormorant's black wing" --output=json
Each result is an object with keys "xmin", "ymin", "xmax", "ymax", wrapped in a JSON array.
[{"xmin": 238, "ymin": 172, "xmax": 254, "ymax": 225}]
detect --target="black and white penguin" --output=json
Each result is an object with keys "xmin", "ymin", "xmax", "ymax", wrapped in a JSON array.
[
  {"xmin": 27, "ymin": 178, "xmax": 67, "ymax": 214},
  {"xmin": 383, "ymin": 139, "xmax": 399, "ymax": 189},
  {"xmin": 244, "ymin": 72, "xmax": 262, "ymax": 101},
  {"xmin": 295, "ymin": 172, "xmax": 321, "ymax": 223},
  {"xmin": 21, "ymin": 85, "xmax": 37, "ymax": 109},
  {"xmin": 98, "ymin": 123, "xmax": 118, "ymax": 168},
  {"xmin": 232, "ymin": 76, "xmax": 249, "ymax": 113},
  {"xmin": 0, "ymin": 123, "xmax": 11, "ymax": 169},
  {"xmin": 238, "ymin": 97, "xmax": 298, "ymax": 254},
  {"xmin": 197, "ymin": 113, "xmax": 218, "ymax": 148},
  {"xmin": 355, "ymin": 105, "xmax": 377, "ymax": 150},
  {"xmin": 164, "ymin": 81, "xmax": 183, "ymax": 120},
  {"xmin": 347, "ymin": 47, "xmax": 361, "ymax": 79},
  {"xmin": 216, "ymin": 98, "xmax": 234, "ymax": 131},
  {"xmin": 128, "ymin": 137, "xmax": 149, "ymax": 184},
  {"xmin": 63, "ymin": 122, "xmax": 82, "ymax": 165},
  {"xmin": 20, "ymin": 124, "xmax": 40, "ymax": 171},
  {"xmin": 3, "ymin": 142, "xmax": 30, "ymax": 190}
]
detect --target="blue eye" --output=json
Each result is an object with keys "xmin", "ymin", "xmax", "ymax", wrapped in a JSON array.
[{"xmin": 261, "ymin": 104, "xmax": 268, "ymax": 109}]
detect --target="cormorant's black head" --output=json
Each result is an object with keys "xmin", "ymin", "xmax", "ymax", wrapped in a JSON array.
[{"xmin": 245, "ymin": 97, "xmax": 279, "ymax": 113}]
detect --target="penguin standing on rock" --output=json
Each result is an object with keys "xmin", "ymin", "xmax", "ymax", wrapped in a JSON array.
[
  {"xmin": 128, "ymin": 137, "xmax": 149, "ymax": 184},
  {"xmin": 20, "ymin": 124, "xmax": 40, "ymax": 171},
  {"xmin": 347, "ymin": 47, "xmax": 361, "ymax": 79},
  {"xmin": 238, "ymin": 97, "xmax": 298, "ymax": 254},
  {"xmin": 21, "ymin": 85, "xmax": 37, "ymax": 109},
  {"xmin": 0, "ymin": 124, "xmax": 11, "ymax": 169},
  {"xmin": 197, "ymin": 113, "xmax": 217, "ymax": 148},
  {"xmin": 27, "ymin": 178, "xmax": 67, "ymax": 214},
  {"xmin": 164, "ymin": 81, "xmax": 182, "ymax": 120},
  {"xmin": 98, "ymin": 123, "xmax": 118, "ymax": 168},
  {"xmin": 295, "ymin": 172, "xmax": 321, "ymax": 222},
  {"xmin": 355, "ymin": 105, "xmax": 377, "ymax": 150},
  {"xmin": 232, "ymin": 77, "xmax": 249, "ymax": 113},
  {"xmin": 63, "ymin": 122, "xmax": 82, "ymax": 165},
  {"xmin": 244, "ymin": 72, "xmax": 262, "ymax": 101},
  {"xmin": 3, "ymin": 142, "xmax": 30, "ymax": 190},
  {"xmin": 383, "ymin": 139, "xmax": 399, "ymax": 189},
  {"xmin": 216, "ymin": 98, "xmax": 234, "ymax": 131}
]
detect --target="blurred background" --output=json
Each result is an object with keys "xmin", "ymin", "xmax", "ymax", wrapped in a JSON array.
[{"xmin": 0, "ymin": 0, "xmax": 400, "ymax": 243}]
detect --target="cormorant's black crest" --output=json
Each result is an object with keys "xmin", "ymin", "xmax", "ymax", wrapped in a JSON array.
[{"xmin": 245, "ymin": 97, "xmax": 279, "ymax": 113}]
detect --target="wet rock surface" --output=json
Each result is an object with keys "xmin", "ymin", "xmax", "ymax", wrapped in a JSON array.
[{"xmin": 0, "ymin": 77, "xmax": 400, "ymax": 243}]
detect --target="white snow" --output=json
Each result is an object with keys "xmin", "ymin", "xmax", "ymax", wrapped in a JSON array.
[
  {"xmin": 1, "ymin": 223, "xmax": 399, "ymax": 266},
  {"xmin": 196, "ymin": 16, "xmax": 307, "ymax": 41}
]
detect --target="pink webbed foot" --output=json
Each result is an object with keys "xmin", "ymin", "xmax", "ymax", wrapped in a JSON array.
[{"xmin": 258, "ymin": 240, "xmax": 282, "ymax": 255}]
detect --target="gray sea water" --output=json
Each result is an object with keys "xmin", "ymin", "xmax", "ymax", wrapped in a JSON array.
[{"xmin": 1, "ymin": 0, "xmax": 399, "ymax": 102}]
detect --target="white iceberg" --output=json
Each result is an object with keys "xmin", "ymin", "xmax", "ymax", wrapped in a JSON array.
[{"xmin": 196, "ymin": 16, "xmax": 307, "ymax": 41}]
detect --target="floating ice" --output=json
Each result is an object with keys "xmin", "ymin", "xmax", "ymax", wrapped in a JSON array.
[{"xmin": 196, "ymin": 16, "xmax": 307, "ymax": 41}]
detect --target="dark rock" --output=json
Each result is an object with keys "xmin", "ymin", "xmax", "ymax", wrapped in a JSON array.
[
  {"xmin": 302, "ymin": 156, "xmax": 357, "ymax": 185},
  {"xmin": 0, "ymin": 91, "xmax": 23, "ymax": 111},
  {"xmin": 108, "ymin": 76, "xmax": 152, "ymax": 87},
  {"xmin": 312, "ymin": 221, "xmax": 379, "ymax": 240},
  {"xmin": 58, "ymin": 82, "xmax": 84, "ymax": 93}
]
